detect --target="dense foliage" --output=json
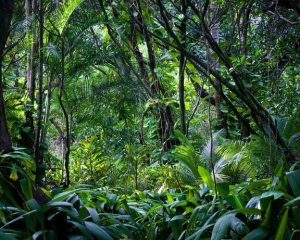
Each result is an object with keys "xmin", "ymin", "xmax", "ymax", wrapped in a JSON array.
[{"xmin": 0, "ymin": 0, "xmax": 300, "ymax": 239}]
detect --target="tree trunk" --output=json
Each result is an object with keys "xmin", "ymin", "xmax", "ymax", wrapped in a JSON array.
[
  {"xmin": 210, "ymin": 3, "xmax": 229, "ymax": 137},
  {"xmin": 41, "ymin": 74, "xmax": 54, "ymax": 144},
  {"xmin": 179, "ymin": 0, "xmax": 187, "ymax": 135},
  {"xmin": 34, "ymin": 0, "xmax": 44, "ymax": 184},
  {"xmin": 128, "ymin": 0, "xmax": 176, "ymax": 151},
  {"xmin": 240, "ymin": 3, "xmax": 252, "ymax": 56},
  {"xmin": 0, "ymin": 0, "xmax": 13, "ymax": 153},
  {"xmin": 59, "ymin": 39, "xmax": 70, "ymax": 188},
  {"xmin": 134, "ymin": 0, "xmax": 176, "ymax": 151},
  {"xmin": 23, "ymin": 0, "xmax": 38, "ymax": 150}
]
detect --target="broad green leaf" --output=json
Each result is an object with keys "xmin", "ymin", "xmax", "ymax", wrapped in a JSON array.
[
  {"xmin": 170, "ymin": 215, "xmax": 184, "ymax": 239},
  {"xmin": 292, "ymin": 206, "xmax": 300, "ymax": 229},
  {"xmin": 217, "ymin": 182, "xmax": 229, "ymax": 197},
  {"xmin": 187, "ymin": 203, "xmax": 211, "ymax": 231},
  {"xmin": 169, "ymin": 200, "xmax": 187, "ymax": 209},
  {"xmin": 274, "ymin": 208, "xmax": 289, "ymax": 240},
  {"xmin": 86, "ymin": 207, "xmax": 100, "ymax": 223},
  {"xmin": 187, "ymin": 211, "xmax": 220, "ymax": 240},
  {"xmin": 261, "ymin": 202, "xmax": 272, "ymax": 228},
  {"xmin": 166, "ymin": 191, "xmax": 174, "ymax": 203},
  {"xmin": 226, "ymin": 195, "xmax": 245, "ymax": 209},
  {"xmin": 84, "ymin": 221, "xmax": 113, "ymax": 240},
  {"xmin": 242, "ymin": 228, "xmax": 269, "ymax": 240},
  {"xmin": 50, "ymin": 188, "xmax": 88, "ymax": 202},
  {"xmin": 226, "ymin": 208, "xmax": 261, "ymax": 216},
  {"xmin": 0, "ymin": 232, "xmax": 18, "ymax": 240},
  {"xmin": 286, "ymin": 170, "xmax": 300, "ymax": 196},
  {"xmin": 46, "ymin": 202, "xmax": 73, "ymax": 208},
  {"xmin": 68, "ymin": 220, "xmax": 94, "ymax": 239},
  {"xmin": 261, "ymin": 191, "xmax": 284, "ymax": 200},
  {"xmin": 174, "ymin": 130, "xmax": 192, "ymax": 147},
  {"xmin": 26, "ymin": 199, "xmax": 40, "ymax": 210},
  {"xmin": 198, "ymin": 166, "xmax": 215, "ymax": 191},
  {"xmin": 20, "ymin": 179, "xmax": 33, "ymax": 200},
  {"xmin": 211, "ymin": 214, "xmax": 248, "ymax": 240},
  {"xmin": 1, "ymin": 209, "xmax": 39, "ymax": 229},
  {"xmin": 187, "ymin": 224, "xmax": 214, "ymax": 240}
]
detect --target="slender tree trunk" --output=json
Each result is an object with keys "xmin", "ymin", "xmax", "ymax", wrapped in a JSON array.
[
  {"xmin": 12, "ymin": 54, "xmax": 19, "ymax": 88},
  {"xmin": 0, "ymin": 0, "xmax": 13, "ymax": 153},
  {"xmin": 238, "ymin": 3, "xmax": 252, "ymax": 138},
  {"xmin": 23, "ymin": 0, "xmax": 38, "ymax": 150},
  {"xmin": 210, "ymin": 3, "xmax": 229, "ymax": 137},
  {"xmin": 41, "ymin": 72, "xmax": 54, "ymax": 144},
  {"xmin": 179, "ymin": 0, "xmax": 187, "ymax": 135},
  {"xmin": 34, "ymin": 0, "xmax": 44, "ymax": 184},
  {"xmin": 240, "ymin": 3, "xmax": 252, "ymax": 56},
  {"xmin": 129, "ymin": 19, "xmax": 151, "ymax": 92},
  {"xmin": 58, "ymin": 39, "xmax": 70, "ymax": 188}
]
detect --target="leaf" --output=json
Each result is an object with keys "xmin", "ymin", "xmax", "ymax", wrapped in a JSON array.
[
  {"xmin": 84, "ymin": 221, "xmax": 113, "ymax": 240},
  {"xmin": 212, "ymin": 214, "xmax": 245, "ymax": 240},
  {"xmin": 0, "ymin": 232, "xmax": 18, "ymax": 240},
  {"xmin": 288, "ymin": 132, "xmax": 300, "ymax": 145},
  {"xmin": 261, "ymin": 191, "xmax": 284, "ymax": 200},
  {"xmin": 246, "ymin": 196, "xmax": 260, "ymax": 209},
  {"xmin": 68, "ymin": 220, "xmax": 94, "ymax": 240},
  {"xmin": 173, "ymin": 145, "xmax": 200, "ymax": 178},
  {"xmin": 9, "ymin": 165, "xmax": 18, "ymax": 181},
  {"xmin": 274, "ymin": 208, "xmax": 289, "ymax": 240},
  {"xmin": 106, "ymin": 193, "xmax": 118, "ymax": 209},
  {"xmin": 169, "ymin": 200, "xmax": 187, "ymax": 209},
  {"xmin": 170, "ymin": 215, "xmax": 184, "ymax": 222},
  {"xmin": 0, "ymin": 209, "xmax": 6, "ymax": 224},
  {"xmin": 284, "ymin": 196, "xmax": 300, "ymax": 208},
  {"xmin": 174, "ymin": 130, "xmax": 192, "ymax": 147},
  {"xmin": 198, "ymin": 166, "xmax": 215, "ymax": 191},
  {"xmin": 86, "ymin": 207, "xmax": 100, "ymax": 223},
  {"xmin": 261, "ymin": 202, "xmax": 272, "ymax": 228},
  {"xmin": 2, "ymin": 210, "xmax": 39, "ymax": 229},
  {"xmin": 226, "ymin": 195, "xmax": 245, "ymax": 209},
  {"xmin": 50, "ymin": 188, "xmax": 88, "ymax": 202},
  {"xmin": 166, "ymin": 191, "xmax": 174, "ymax": 203},
  {"xmin": 170, "ymin": 215, "xmax": 184, "ymax": 239},
  {"xmin": 186, "ymin": 211, "xmax": 220, "ymax": 240},
  {"xmin": 57, "ymin": 0, "xmax": 85, "ymax": 34},
  {"xmin": 32, "ymin": 230, "xmax": 46, "ymax": 240},
  {"xmin": 26, "ymin": 199, "xmax": 41, "ymax": 210},
  {"xmin": 20, "ymin": 178, "xmax": 33, "ymax": 200},
  {"xmin": 226, "ymin": 208, "xmax": 261, "ymax": 216},
  {"xmin": 292, "ymin": 206, "xmax": 300, "ymax": 229},
  {"xmin": 242, "ymin": 228, "xmax": 269, "ymax": 240},
  {"xmin": 217, "ymin": 182, "xmax": 229, "ymax": 197},
  {"xmin": 186, "ymin": 203, "xmax": 210, "ymax": 230},
  {"xmin": 46, "ymin": 201, "xmax": 73, "ymax": 208},
  {"xmin": 286, "ymin": 170, "xmax": 300, "ymax": 196},
  {"xmin": 187, "ymin": 224, "xmax": 214, "ymax": 240}
]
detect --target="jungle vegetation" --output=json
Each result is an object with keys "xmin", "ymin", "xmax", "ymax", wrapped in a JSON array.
[{"xmin": 0, "ymin": 0, "xmax": 300, "ymax": 239}]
